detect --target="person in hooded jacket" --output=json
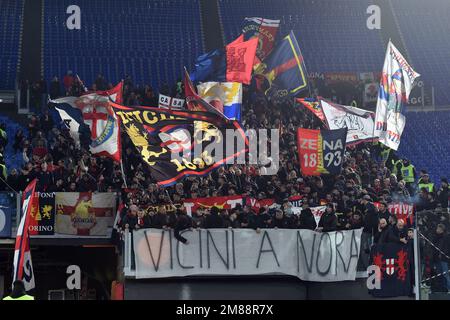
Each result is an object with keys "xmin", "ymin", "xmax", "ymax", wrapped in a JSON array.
[
  {"xmin": 299, "ymin": 203, "xmax": 316, "ymax": 230},
  {"xmin": 317, "ymin": 203, "xmax": 337, "ymax": 232}
]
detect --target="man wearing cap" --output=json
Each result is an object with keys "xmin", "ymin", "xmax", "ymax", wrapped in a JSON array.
[{"xmin": 418, "ymin": 173, "xmax": 435, "ymax": 194}]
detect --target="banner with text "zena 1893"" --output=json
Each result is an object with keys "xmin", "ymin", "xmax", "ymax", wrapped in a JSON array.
[
  {"xmin": 133, "ymin": 228, "xmax": 362, "ymax": 281},
  {"xmin": 297, "ymin": 128, "xmax": 347, "ymax": 176}
]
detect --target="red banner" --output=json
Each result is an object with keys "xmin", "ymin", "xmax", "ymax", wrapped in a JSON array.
[
  {"xmin": 245, "ymin": 198, "xmax": 276, "ymax": 212},
  {"xmin": 297, "ymin": 98, "xmax": 326, "ymax": 124},
  {"xmin": 374, "ymin": 202, "xmax": 415, "ymax": 225},
  {"xmin": 226, "ymin": 36, "xmax": 258, "ymax": 84},
  {"xmin": 297, "ymin": 128, "xmax": 321, "ymax": 176},
  {"xmin": 184, "ymin": 195, "xmax": 243, "ymax": 216}
]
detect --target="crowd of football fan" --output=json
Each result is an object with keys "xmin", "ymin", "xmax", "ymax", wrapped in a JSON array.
[{"xmin": 1, "ymin": 72, "xmax": 450, "ymax": 288}]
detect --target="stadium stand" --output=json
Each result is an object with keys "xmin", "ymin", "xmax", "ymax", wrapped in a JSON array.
[
  {"xmin": 0, "ymin": 0, "xmax": 23, "ymax": 89},
  {"xmin": 218, "ymin": 0, "xmax": 385, "ymax": 72},
  {"xmin": 391, "ymin": 0, "xmax": 450, "ymax": 106},
  {"xmin": 398, "ymin": 110, "xmax": 450, "ymax": 185},
  {"xmin": 43, "ymin": 0, "xmax": 205, "ymax": 90}
]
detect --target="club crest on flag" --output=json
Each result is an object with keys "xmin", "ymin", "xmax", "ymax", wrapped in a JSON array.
[
  {"xmin": 372, "ymin": 248, "xmax": 409, "ymax": 281},
  {"xmin": 74, "ymin": 95, "xmax": 116, "ymax": 147}
]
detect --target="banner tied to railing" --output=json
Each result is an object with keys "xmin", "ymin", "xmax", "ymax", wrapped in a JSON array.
[{"xmin": 132, "ymin": 228, "xmax": 362, "ymax": 281}]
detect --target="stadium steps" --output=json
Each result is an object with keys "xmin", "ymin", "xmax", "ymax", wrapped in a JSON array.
[
  {"xmin": 199, "ymin": 0, "xmax": 224, "ymax": 51},
  {"xmin": 18, "ymin": 0, "xmax": 43, "ymax": 84}
]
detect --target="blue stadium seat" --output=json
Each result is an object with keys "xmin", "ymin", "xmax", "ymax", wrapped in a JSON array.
[
  {"xmin": 392, "ymin": 0, "xmax": 450, "ymax": 106},
  {"xmin": 0, "ymin": 0, "xmax": 23, "ymax": 89},
  {"xmin": 218, "ymin": 0, "xmax": 385, "ymax": 73},
  {"xmin": 43, "ymin": 0, "xmax": 204, "ymax": 90},
  {"xmin": 398, "ymin": 111, "xmax": 450, "ymax": 184}
]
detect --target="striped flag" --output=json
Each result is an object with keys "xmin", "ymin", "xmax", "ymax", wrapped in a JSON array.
[{"xmin": 13, "ymin": 179, "xmax": 38, "ymax": 291}]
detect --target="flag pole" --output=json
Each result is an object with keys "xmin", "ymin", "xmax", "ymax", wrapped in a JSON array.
[{"xmin": 120, "ymin": 161, "xmax": 128, "ymax": 188}]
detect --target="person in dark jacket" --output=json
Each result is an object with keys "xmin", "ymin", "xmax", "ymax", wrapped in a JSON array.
[
  {"xmin": 204, "ymin": 206, "xmax": 224, "ymax": 228},
  {"xmin": 299, "ymin": 204, "xmax": 316, "ymax": 230},
  {"xmin": 437, "ymin": 178, "xmax": 450, "ymax": 209},
  {"xmin": 151, "ymin": 207, "xmax": 168, "ymax": 229},
  {"xmin": 249, "ymin": 207, "xmax": 272, "ymax": 231},
  {"xmin": 387, "ymin": 218, "xmax": 408, "ymax": 244},
  {"xmin": 374, "ymin": 218, "xmax": 392, "ymax": 244},
  {"xmin": 361, "ymin": 195, "xmax": 378, "ymax": 236},
  {"xmin": 135, "ymin": 210, "xmax": 151, "ymax": 230},
  {"xmin": 271, "ymin": 209, "xmax": 289, "ymax": 229},
  {"xmin": 223, "ymin": 209, "xmax": 241, "ymax": 228},
  {"xmin": 432, "ymin": 224, "xmax": 450, "ymax": 291},
  {"xmin": 120, "ymin": 205, "xmax": 139, "ymax": 230},
  {"xmin": 377, "ymin": 201, "xmax": 390, "ymax": 222},
  {"xmin": 317, "ymin": 204, "xmax": 337, "ymax": 232},
  {"xmin": 174, "ymin": 208, "xmax": 193, "ymax": 244}
]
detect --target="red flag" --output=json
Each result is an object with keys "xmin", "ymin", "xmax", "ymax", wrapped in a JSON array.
[
  {"xmin": 297, "ymin": 128, "xmax": 321, "ymax": 176},
  {"xmin": 13, "ymin": 179, "xmax": 38, "ymax": 291},
  {"xmin": 297, "ymin": 98, "xmax": 327, "ymax": 124},
  {"xmin": 225, "ymin": 37, "xmax": 258, "ymax": 84}
]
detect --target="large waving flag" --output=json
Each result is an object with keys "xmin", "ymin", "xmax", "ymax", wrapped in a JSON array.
[
  {"xmin": 190, "ymin": 35, "xmax": 258, "ymax": 85},
  {"xmin": 374, "ymin": 41, "xmax": 420, "ymax": 150},
  {"xmin": 111, "ymin": 103, "xmax": 248, "ymax": 187},
  {"xmin": 320, "ymin": 98, "xmax": 375, "ymax": 145},
  {"xmin": 13, "ymin": 179, "xmax": 38, "ymax": 291},
  {"xmin": 50, "ymin": 82, "xmax": 123, "ymax": 161},
  {"xmin": 254, "ymin": 31, "xmax": 308, "ymax": 99},
  {"xmin": 242, "ymin": 17, "xmax": 280, "ymax": 61},
  {"xmin": 197, "ymin": 82, "xmax": 242, "ymax": 121}
]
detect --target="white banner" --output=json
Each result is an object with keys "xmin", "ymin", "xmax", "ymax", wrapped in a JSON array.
[
  {"xmin": 374, "ymin": 41, "xmax": 420, "ymax": 150},
  {"xmin": 159, "ymin": 94, "xmax": 185, "ymax": 110},
  {"xmin": 320, "ymin": 99, "xmax": 375, "ymax": 145},
  {"xmin": 133, "ymin": 228, "xmax": 362, "ymax": 282}
]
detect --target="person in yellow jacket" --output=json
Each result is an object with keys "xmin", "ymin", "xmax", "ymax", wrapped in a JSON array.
[
  {"xmin": 418, "ymin": 173, "xmax": 435, "ymax": 193},
  {"xmin": 2, "ymin": 280, "xmax": 34, "ymax": 300}
]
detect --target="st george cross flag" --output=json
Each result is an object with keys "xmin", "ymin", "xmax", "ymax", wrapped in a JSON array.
[
  {"xmin": 320, "ymin": 98, "xmax": 375, "ymax": 145},
  {"xmin": 50, "ymin": 82, "xmax": 123, "ymax": 161},
  {"xmin": 158, "ymin": 94, "xmax": 185, "ymax": 110},
  {"xmin": 13, "ymin": 179, "xmax": 38, "ymax": 291},
  {"xmin": 242, "ymin": 17, "xmax": 280, "ymax": 61},
  {"xmin": 374, "ymin": 41, "xmax": 420, "ymax": 150},
  {"xmin": 189, "ymin": 35, "xmax": 258, "ymax": 85},
  {"xmin": 197, "ymin": 82, "xmax": 242, "ymax": 121}
]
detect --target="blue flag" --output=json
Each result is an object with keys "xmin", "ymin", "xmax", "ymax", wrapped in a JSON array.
[
  {"xmin": 190, "ymin": 49, "xmax": 226, "ymax": 83},
  {"xmin": 254, "ymin": 30, "xmax": 308, "ymax": 99}
]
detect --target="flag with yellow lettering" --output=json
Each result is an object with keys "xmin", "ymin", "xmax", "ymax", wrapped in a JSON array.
[{"xmin": 111, "ymin": 103, "xmax": 248, "ymax": 187}]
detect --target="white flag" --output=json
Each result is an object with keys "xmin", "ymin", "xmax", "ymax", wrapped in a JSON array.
[
  {"xmin": 320, "ymin": 99, "xmax": 375, "ymax": 145},
  {"xmin": 374, "ymin": 41, "xmax": 420, "ymax": 150}
]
